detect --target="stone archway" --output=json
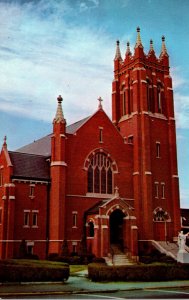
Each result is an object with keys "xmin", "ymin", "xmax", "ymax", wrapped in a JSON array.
[{"xmin": 110, "ymin": 209, "xmax": 125, "ymax": 248}]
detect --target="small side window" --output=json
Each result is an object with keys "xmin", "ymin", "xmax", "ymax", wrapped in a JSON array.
[
  {"xmin": 72, "ymin": 212, "xmax": 77, "ymax": 228},
  {"xmin": 24, "ymin": 211, "xmax": 30, "ymax": 227},
  {"xmin": 156, "ymin": 142, "xmax": 160, "ymax": 158},
  {"xmin": 155, "ymin": 182, "xmax": 159, "ymax": 198},
  {"xmin": 29, "ymin": 185, "xmax": 35, "ymax": 198}
]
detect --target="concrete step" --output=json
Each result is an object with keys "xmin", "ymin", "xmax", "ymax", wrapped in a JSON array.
[
  {"xmin": 104, "ymin": 254, "xmax": 135, "ymax": 266},
  {"xmin": 152, "ymin": 240, "xmax": 178, "ymax": 260}
]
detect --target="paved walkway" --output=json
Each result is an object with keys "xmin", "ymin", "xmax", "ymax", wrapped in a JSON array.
[{"xmin": 0, "ymin": 270, "xmax": 189, "ymax": 297}]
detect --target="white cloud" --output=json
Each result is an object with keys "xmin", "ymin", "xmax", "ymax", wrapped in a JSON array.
[
  {"xmin": 0, "ymin": 0, "xmax": 114, "ymax": 125},
  {"xmin": 171, "ymin": 67, "xmax": 189, "ymax": 129}
]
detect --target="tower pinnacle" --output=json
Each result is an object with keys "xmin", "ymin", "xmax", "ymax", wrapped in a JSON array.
[
  {"xmin": 150, "ymin": 39, "xmax": 154, "ymax": 51},
  {"xmin": 54, "ymin": 95, "xmax": 66, "ymax": 124},
  {"xmin": 126, "ymin": 41, "xmax": 132, "ymax": 56},
  {"xmin": 160, "ymin": 35, "xmax": 168, "ymax": 57},
  {"xmin": 135, "ymin": 27, "xmax": 143, "ymax": 48},
  {"xmin": 3, "ymin": 135, "xmax": 7, "ymax": 148},
  {"xmin": 114, "ymin": 40, "xmax": 122, "ymax": 61}
]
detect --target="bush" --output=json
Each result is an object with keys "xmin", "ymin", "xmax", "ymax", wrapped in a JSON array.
[
  {"xmin": 140, "ymin": 253, "xmax": 175, "ymax": 264},
  {"xmin": 0, "ymin": 259, "xmax": 69, "ymax": 282},
  {"xmin": 88, "ymin": 263, "xmax": 189, "ymax": 282},
  {"xmin": 92, "ymin": 257, "xmax": 106, "ymax": 263}
]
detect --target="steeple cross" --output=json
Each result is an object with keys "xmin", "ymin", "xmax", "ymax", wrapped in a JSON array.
[{"xmin": 98, "ymin": 96, "xmax": 103, "ymax": 109}]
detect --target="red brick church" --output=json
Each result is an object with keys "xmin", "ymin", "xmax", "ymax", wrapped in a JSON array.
[{"xmin": 0, "ymin": 28, "xmax": 181, "ymax": 261}]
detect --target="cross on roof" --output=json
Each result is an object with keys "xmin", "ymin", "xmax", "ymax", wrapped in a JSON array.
[{"xmin": 98, "ymin": 96, "xmax": 103, "ymax": 109}]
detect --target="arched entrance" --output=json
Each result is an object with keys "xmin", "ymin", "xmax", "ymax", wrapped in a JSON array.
[{"xmin": 110, "ymin": 209, "xmax": 125, "ymax": 248}]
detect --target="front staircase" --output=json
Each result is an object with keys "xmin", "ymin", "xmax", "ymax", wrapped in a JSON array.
[
  {"xmin": 104, "ymin": 244, "xmax": 135, "ymax": 266},
  {"xmin": 152, "ymin": 240, "xmax": 179, "ymax": 260}
]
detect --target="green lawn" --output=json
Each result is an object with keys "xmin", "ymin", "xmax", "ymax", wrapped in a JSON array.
[{"xmin": 70, "ymin": 264, "xmax": 88, "ymax": 274}]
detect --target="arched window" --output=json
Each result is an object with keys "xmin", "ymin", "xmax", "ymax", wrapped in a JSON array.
[
  {"xmin": 153, "ymin": 207, "xmax": 170, "ymax": 222},
  {"xmin": 122, "ymin": 89, "xmax": 126, "ymax": 116},
  {"xmin": 88, "ymin": 221, "xmax": 94, "ymax": 237},
  {"xmin": 87, "ymin": 152, "xmax": 113, "ymax": 194},
  {"xmin": 147, "ymin": 80, "xmax": 154, "ymax": 112},
  {"xmin": 129, "ymin": 81, "xmax": 133, "ymax": 114},
  {"xmin": 157, "ymin": 84, "xmax": 162, "ymax": 114}
]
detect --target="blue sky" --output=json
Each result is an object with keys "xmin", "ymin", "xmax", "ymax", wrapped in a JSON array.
[{"xmin": 0, "ymin": 0, "xmax": 189, "ymax": 207}]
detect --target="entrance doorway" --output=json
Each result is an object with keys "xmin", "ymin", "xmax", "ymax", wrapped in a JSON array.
[{"xmin": 110, "ymin": 209, "xmax": 125, "ymax": 247}]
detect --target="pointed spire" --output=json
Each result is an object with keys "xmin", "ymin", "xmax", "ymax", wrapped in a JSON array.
[
  {"xmin": 53, "ymin": 95, "xmax": 66, "ymax": 124},
  {"xmin": 150, "ymin": 39, "xmax": 154, "ymax": 51},
  {"xmin": 114, "ymin": 186, "xmax": 119, "ymax": 198},
  {"xmin": 114, "ymin": 40, "xmax": 122, "ymax": 61},
  {"xmin": 160, "ymin": 35, "xmax": 168, "ymax": 57},
  {"xmin": 3, "ymin": 135, "xmax": 7, "ymax": 148},
  {"xmin": 126, "ymin": 41, "xmax": 132, "ymax": 56},
  {"xmin": 98, "ymin": 96, "xmax": 103, "ymax": 110},
  {"xmin": 148, "ymin": 39, "xmax": 155, "ymax": 56},
  {"xmin": 135, "ymin": 27, "xmax": 143, "ymax": 48}
]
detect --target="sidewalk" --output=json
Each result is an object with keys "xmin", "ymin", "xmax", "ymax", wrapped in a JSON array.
[{"xmin": 0, "ymin": 270, "xmax": 189, "ymax": 297}]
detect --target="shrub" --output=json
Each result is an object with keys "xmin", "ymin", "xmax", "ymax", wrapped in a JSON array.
[
  {"xmin": 0, "ymin": 259, "xmax": 69, "ymax": 282},
  {"xmin": 140, "ymin": 253, "xmax": 175, "ymax": 264},
  {"xmin": 88, "ymin": 263, "xmax": 189, "ymax": 282},
  {"xmin": 92, "ymin": 257, "xmax": 106, "ymax": 263}
]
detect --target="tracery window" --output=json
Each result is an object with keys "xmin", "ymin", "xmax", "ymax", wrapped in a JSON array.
[
  {"xmin": 122, "ymin": 89, "xmax": 126, "ymax": 116},
  {"xmin": 157, "ymin": 83, "xmax": 163, "ymax": 114},
  {"xmin": 87, "ymin": 152, "xmax": 113, "ymax": 194},
  {"xmin": 153, "ymin": 207, "xmax": 170, "ymax": 222},
  {"xmin": 147, "ymin": 80, "xmax": 154, "ymax": 112}
]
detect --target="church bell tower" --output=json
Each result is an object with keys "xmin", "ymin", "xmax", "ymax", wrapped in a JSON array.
[{"xmin": 112, "ymin": 28, "xmax": 180, "ymax": 242}]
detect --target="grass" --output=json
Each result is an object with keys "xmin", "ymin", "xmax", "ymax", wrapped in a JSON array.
[
  {"xmin": 70, "ymin": 265, "xmax": 88, "ymax": 274},
  {"xmin": 1, "ymin": 259, "xmax": 87, "ymax": 274}
]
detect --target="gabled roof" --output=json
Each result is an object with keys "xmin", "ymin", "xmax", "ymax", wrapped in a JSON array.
[
  {"xmin": 16, "ymin": 134, "xmax": 52, "ymax": 156},
  {"xmin": 86, "ymin": 197, "xmax": 134, "ymax": 216},
  {"xmin": 66, "ymin": 116, "xmax": 90, "ymax": 134},
  {"xmin": 86, "ymin": 200, "xmax": 108, "ymax": 215},
  {"xmin": 9, "ymin": 151, "xmax": 50, "ymax": 181},
  {"xmin": 16, "ymin": 116, "xmax": 90, "ymax": 156}
]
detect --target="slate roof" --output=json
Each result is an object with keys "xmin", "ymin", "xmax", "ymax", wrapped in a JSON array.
[
  {"xmin": 9, "ymin": 151, "xmax": 50, "ymax": 181},
  {"xmin": 16, "ymin": 116, "xmax": 90, "ymax": 156},
  {"xmin": 86, "ymin": 200, "xmax": 108, "ymax": 215}
]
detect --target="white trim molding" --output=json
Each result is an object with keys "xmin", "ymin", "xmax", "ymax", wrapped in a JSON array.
[{"xmin": 51, "ymin": 161, "xmax": 67, "ymax": 167}]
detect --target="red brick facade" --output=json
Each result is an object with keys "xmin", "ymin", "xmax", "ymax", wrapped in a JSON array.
[{"xmin": 0, "ymin": 28, "xmax": 181, "ymax": 260}]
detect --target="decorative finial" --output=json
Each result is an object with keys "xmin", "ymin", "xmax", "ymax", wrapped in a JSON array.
[
  {"xmin": 3, "ymin": 135, "xmax": 7, "ymax": 146},
  {"xmin": 98, "ymin": 96, "xmax": 103, "ymax": 109},
  {"xmin": 126, "ymin": 41, "xmax": 131, "ymax": 56},
  {"xmin": 135, "ymin": 26, "xmax": 143, "ymax": 48},
  {"xmin": 114, "ymin": 40, "xmax": 123, "ymax": 61},
  {"xmin": 57, "ymin": 95, "xmax": 63, "ymax": 104},
  {"xmin": 150, "ymin": 39, "xmax": 154, "ymax": 50},
  {"xmin": 53, "ymin": 95, "xmax": 65, "ymax": 123},
  {"xmin": 160, "ymin": 35, "xmax": 168, "ymax": 56},
  {"xmin": 114, "ymin": 186, "xmax": 119, "ymax": 197}
]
